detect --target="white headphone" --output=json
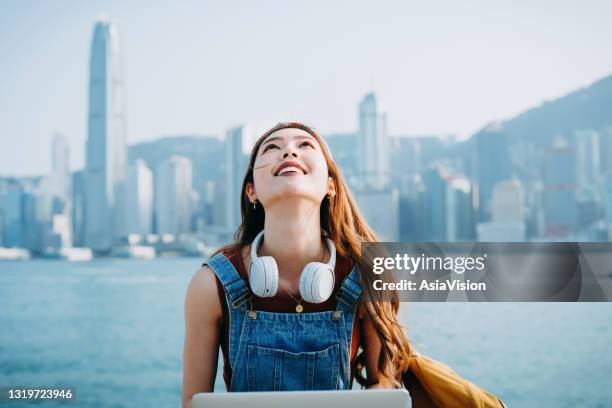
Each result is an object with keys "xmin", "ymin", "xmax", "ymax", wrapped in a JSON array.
[{"xmin": 248, "ymin": 230, "xmax": 337, "ymax": 303}]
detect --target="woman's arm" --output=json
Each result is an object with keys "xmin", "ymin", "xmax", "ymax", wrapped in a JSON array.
[{"xmin": 182, "ymin": 266, "xmax": 223, "ymax": 407}]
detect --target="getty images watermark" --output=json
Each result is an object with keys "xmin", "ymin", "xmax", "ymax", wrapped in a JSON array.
[{"xmin": 359, "ymin": 243, "xmax": 612, "ymax": 302}]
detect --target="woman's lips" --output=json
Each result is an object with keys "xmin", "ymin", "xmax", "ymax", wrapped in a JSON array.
[
  {"xmin": 275, "ymin": 161, "xmax": 308, "ymax": 176},
  {"xmin": 275, "ymin": 164, "xmax": 307, "ymax": 176},
  {"xmin": 278, "ymin": 171, "xmax": 303, "ymax": 177}
]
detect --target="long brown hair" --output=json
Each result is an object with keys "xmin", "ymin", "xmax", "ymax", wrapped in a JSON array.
[{"xmin": 219, "ymin": 122, "xmax": 412, "ymax": 388}]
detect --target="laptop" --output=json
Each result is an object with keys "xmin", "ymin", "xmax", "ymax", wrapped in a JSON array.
[{"xmin": 192, "ymin": 389, "xmax": 411, "ymax": 408}]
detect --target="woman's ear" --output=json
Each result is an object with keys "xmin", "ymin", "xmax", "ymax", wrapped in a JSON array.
[
  {"xmin": 246, "ymin": 182, "xmax": 258, "ymax": 203},
  {"xmin": 327, "ymin": 177, "xmax": 336, "ymax": 197}
]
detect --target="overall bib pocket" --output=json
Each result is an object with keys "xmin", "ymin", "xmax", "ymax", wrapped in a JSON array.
[{"xmin": 246, "ymin": 343, "xmax": 340, "ymax": 391}]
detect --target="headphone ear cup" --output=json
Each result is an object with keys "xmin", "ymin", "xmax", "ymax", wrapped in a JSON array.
[
  {"xmin": 249, "ymin": 256, "xmax": 279, "ymax": 297},
  {"xmin": 300, "ymin": 263, "xmax": 335, "ymax": 303}
]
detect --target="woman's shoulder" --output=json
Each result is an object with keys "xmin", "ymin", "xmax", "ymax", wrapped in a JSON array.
[
  {"xmin": 203, "ymin": 244, "xmax": 250, "ymax": 279},
  {"xmin": 219, "ymin": 244, "xmax": 250, "ymax": 278},
  {"xmin": 185, "ymin": 264, "xmax": 223, "ymax": 325}
]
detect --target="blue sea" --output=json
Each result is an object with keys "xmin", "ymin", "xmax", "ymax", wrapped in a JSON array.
[{"xmin": 0, "ymin": 259, "xmax": 611, "ymax": 407}]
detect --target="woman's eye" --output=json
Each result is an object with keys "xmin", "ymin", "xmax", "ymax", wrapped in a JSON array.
[
  {"xmin": 300, "ymin": 141, "xmax": 314, "ymax": 148},
  {"xmin": 263, "ymin": 143, "xmax": 279, "ymax": 152}
]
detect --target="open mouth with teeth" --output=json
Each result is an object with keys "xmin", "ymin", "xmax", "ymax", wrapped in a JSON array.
[{"xmin": 275, "ymin": 163, "xmax": 308, "ymax": 176}]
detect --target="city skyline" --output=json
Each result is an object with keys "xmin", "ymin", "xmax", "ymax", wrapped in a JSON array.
[
  {"xmin": 2, "ymin": 8, "xmax": 612, "ymax": 256},
  {"xmin": 2, "ymin": 1, "xmax": 612, "ymax": 175}
]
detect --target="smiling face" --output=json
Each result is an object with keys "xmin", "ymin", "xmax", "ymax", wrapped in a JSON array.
[{"xmin": 247, "ymin": 127, "xmax": 332, "ymax": 208}]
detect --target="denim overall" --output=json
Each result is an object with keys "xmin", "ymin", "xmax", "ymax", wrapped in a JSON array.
[{"xmin": 204, "ymin": 253, "xmax": 362, "ymax": 392}]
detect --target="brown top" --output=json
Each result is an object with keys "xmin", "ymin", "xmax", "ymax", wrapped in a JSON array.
[{"xmin": 214, "ymin": 245, "xmax": 365, "ymax": 390}]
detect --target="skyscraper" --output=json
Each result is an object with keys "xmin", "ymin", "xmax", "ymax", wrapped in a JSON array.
[
  {"xmin": 491, "ymin": 180, "xmax": 525, "ymax": 223},
  {"xmin": 444, "ymin": 174, "xmax": 474, "ymax": 242},
  {"xmin": 390, "ymin": 137, "xmax": 421, "ymax": 190},
  {"xmin": 358, "ymin": 93, "xmax": 389, "ymax": 189},
  {"xmin": 46, "ymin": 134, "xmax": 73, "ymax": 249},
  {"xmin": 2, "ymin": 183, "xmax": 24, "ymax": 248},
  {"xmin": 83, "ymin": 17, "xmax": 127, "ymax": 252},
  {"xmin": 600, "ymin": 127, "xmax": 612, "ymax": 180},
  {"xmin": 473, "ymin": 123, "xmax": 511, "ymax": 222},
  {"xmin": 354, "ymin": 187, "xmax": 399, "ymax": 241},
  {"xmin": 155, "ymin": 156, "xmax": 193, "ymax": 236},
  {"xmin": 544, "ymin": 136, "xmax": 577, "ymax": 239},
  {"xmin": 126, "ymin": 160, "xmax": 153, "ymax": 236},
  {"xmin": 423, "ymin": 166, "xmax": 475, "ymax": 242},
  {"xmin": 71, "ymin": 170, "xmax": 86, "ymax": 247},
  {"xmin": 573, "ymin": 129, "xmax": 601, "ymax": 201},
  {"xmin": 605, "ymin": 180, "xmax": 612, "ymax": 240},
  {"xmin": 225, "ymin": 126, "xmax": 249, "ymax": 232},
  {"xmin": 477, "ymin": 179, "xmax": 526, "ymax": 241},
  {"xmin": 50, "ymin": 133, "xmax": 70, "ymax": 211}
]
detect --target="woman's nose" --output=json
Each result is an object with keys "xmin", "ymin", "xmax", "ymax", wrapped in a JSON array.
[{"xmin": 282, "ymin": 147, "xmax": 299, "ymax": 159}]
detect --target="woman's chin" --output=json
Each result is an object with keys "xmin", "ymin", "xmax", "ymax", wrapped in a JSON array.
[{"xmin": 267, "ymin": 188, "xmax": 323, "ymax": 204}]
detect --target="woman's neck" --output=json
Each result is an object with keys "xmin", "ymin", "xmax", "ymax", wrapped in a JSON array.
[{"xmin": 258, "ymin": 199, "xmax": 327, "ymax": 278}]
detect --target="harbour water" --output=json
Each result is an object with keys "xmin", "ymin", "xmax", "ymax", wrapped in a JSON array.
[{"xmin": 0, "ymin": 259, "xmax": 611, "ymax": 407}]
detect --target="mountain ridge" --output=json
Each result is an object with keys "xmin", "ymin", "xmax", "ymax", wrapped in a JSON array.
[{"xmin": 485, "ymin": 73, "xmax": 612, "ymax": 145}]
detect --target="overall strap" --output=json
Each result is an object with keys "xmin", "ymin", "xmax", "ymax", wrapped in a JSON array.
[
  {"xmin": 202, "ymin": 253, "xmax": 252, "ymax": 310},
  {"xmin": 335, "ymin": 266, "xmax": 362, "ymax": 312}
]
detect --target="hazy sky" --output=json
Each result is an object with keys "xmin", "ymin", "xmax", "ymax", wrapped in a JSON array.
[{"xmin": 2, "ymin": 0, "xmax": 612, "ymax": 175}]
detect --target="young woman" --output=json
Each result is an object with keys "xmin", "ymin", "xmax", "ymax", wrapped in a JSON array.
[{"xmin": 182, "ymin": 122, "xmax": 412, "ymax": 407}]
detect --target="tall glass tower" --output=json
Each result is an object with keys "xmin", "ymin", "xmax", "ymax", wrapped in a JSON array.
[
  {"xmin": 358, "ymin": 93, "xmax": 389, "ymax": 189},
  {"xmin": 225, "ymin": 125, "xmax": 249, "ymax": 232},
  {"xmin": 84, "ymin": 17, "xmax": 127, "ymax": 252}
]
